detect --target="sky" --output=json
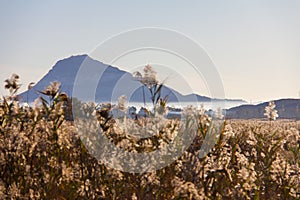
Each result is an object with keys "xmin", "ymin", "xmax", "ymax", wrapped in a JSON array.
[{"xmin": 0, "ymin": 1, "xmax": 299, "ymax": 102}]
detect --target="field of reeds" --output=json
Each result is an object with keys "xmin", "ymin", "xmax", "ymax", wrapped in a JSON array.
[{"xmin": 0, "ymin": 72, "xmax": 299, "ymax": 199}]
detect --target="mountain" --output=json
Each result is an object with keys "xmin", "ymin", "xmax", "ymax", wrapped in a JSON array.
[
  {"xmin": 19, "ymin": 55, "xmax": 246, "ymax": 105},
  {"xmin": 226, "ymin": 99, "xmax": 300, "ymax": 120}
]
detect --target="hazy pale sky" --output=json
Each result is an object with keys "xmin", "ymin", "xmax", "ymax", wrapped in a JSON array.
[{"xmin": 0, "ymin": 1, "xmax": 299, "ymax": 102}]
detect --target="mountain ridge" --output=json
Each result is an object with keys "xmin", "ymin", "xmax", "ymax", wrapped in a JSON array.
[
  {"xmin": 226, "ymin": 98, "xmax": 300, "ymax": 119},
  {"xmin": 19, "ymin": 55, "xmax": 246, "ymax": 105}
]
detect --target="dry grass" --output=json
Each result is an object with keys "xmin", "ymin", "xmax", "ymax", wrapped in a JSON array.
[{"xmin": 0, "ymin": 75, "xmax": 299, "ymax": 199}]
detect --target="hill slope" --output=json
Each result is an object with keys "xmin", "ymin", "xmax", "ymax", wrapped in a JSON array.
[
  {"xmin": 19, "ymin": 55, "xmax": 246, "ymax": 105},
  {"xmin": 226, "ymin": 99, "xmax": 300, "ymax": 120}
]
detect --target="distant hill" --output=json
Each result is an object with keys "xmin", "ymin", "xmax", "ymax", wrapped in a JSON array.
[
  {"xmin": 226, "ymin": 99, "xmax": 300, "ymax": 120},
  {"xmin": 19, "ymin": 55, "xmax": 246, "ymax": 105}
]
